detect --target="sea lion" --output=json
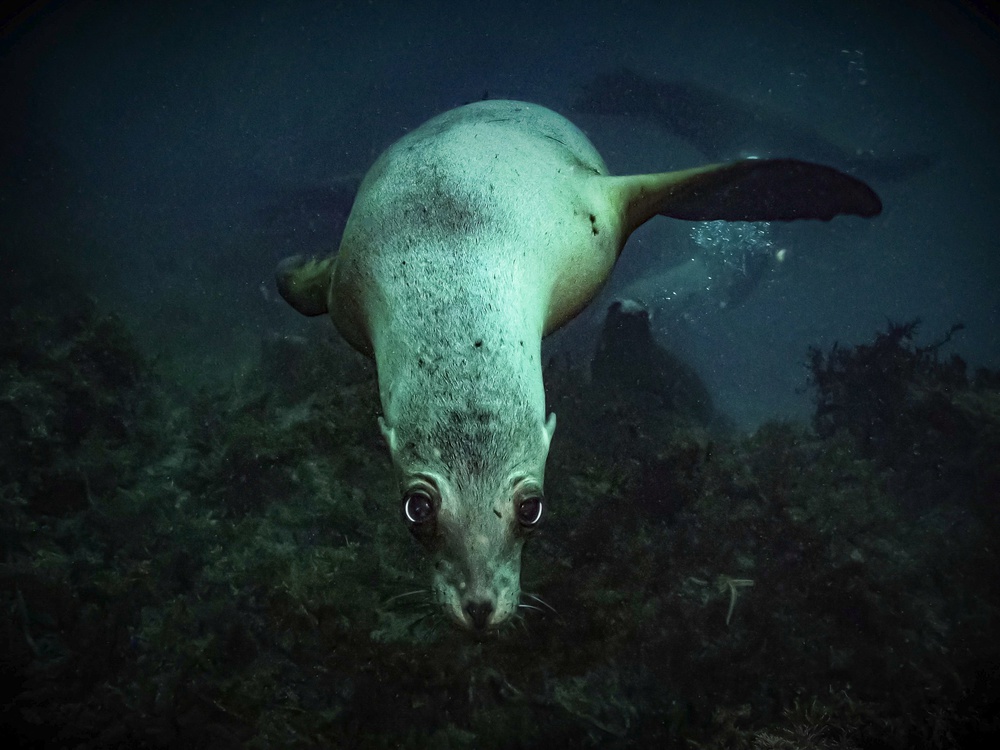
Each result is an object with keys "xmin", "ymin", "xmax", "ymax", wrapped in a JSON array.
[
  {"xmin": 592, "ymin": 299, "xmax": 716, "ymax": 426},
  {"xmin": 573, "ymin": 68, "xmax": 934, "ymax": 182},
  {"xmin": 276, "ymin": 100, "xmax": 880, "ymax": 632}
]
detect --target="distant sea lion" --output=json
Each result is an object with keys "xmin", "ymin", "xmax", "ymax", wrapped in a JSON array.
[
  {"xmin": 592, "ymin": 299, "xmax": 716, "ymax": 425},
  {"xmin": 276, "ymin": 100, "xmax": 880, "ymax": 632},
  {"xmin": 573, "ymin": 68, "xmax": 934, "ymax": 182}
]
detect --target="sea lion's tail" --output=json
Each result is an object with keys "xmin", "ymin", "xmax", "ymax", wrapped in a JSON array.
[
  {"xmin": 275, "ymin": 254, "xmax": 335, "ymax": 316},
  {"xmin": 609, "ymin": 158, "xmax": 882, "ymax": 236}
]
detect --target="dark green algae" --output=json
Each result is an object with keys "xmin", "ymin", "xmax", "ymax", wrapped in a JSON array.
[{"xmin": 2, "ymin": 296, "xmax": 998, "ymax": 748}]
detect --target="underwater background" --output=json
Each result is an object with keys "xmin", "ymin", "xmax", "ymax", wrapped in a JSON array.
[{"xmin": 2, "ymin": 0, "xmax": 999, "ymax": 747}]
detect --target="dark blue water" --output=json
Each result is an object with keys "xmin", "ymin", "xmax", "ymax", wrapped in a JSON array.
[{"xmin": 4, "ymin": 0, "xmax": 997, "ymax": 425}]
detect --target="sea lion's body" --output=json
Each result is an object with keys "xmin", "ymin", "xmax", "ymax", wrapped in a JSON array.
[
  {"xmin": 333, "ymin": 102, "xmax": 617, "ymax": 631},
  {"xmin": 277, "ymin": 100, "xmax": 881, "ymax": 632}
]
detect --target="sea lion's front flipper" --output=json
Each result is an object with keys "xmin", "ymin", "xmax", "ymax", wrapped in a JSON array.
[
  {"xmin": 612, "ymin": 158, "xmax": 882, "ymax": 235},
  {"xmin": 275, "ymin": 255, "xmax": 336, "ymax": 316}
]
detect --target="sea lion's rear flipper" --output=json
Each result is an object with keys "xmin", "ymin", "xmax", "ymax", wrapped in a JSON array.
[
  {"xmin": 275, "ymin": 255, "xmax": 335, "ymax": 316},
  {"xmin": 612, "ymin": 158, "xmax": 882, "ymax": 235}
]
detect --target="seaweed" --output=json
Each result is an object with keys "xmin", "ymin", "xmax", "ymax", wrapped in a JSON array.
[
  {"xmin": 808, "ymin": 319, "xmax": 1000, "ymax": 517},
  {"xmin": 808, "ymin": 319, "xmax": 965, "ymax": 450},
  {"xmin": 2, "ymin": 300, "xmax": 999, "ymax": 748}
]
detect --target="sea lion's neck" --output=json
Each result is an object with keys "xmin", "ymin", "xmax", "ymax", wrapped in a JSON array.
[{"xmin": 371, "ymin": 276, "xmax": 547, "ymax": 446}]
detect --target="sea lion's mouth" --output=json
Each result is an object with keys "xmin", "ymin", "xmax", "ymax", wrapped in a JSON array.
[
  {"xmin": 442, "ymin": 595, "xmax": 509, "ymax": 632},
  {"xmin": 435, "ymin": 575, "xmax": 518, "ymax": 632}
]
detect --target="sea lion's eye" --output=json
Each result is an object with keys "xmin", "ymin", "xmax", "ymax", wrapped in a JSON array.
[
  {"xmin": 403, "ymin": 491, "xmax": 435, "ymax": 525},
  {"xmin": 516, "ymin": 496, "xmax": 543, "ymax": 528}
]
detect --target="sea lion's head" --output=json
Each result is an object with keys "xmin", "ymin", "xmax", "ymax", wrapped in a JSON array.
[{"xmin": 379, "ymin": 406, "xmax": 556, "ymax": 633}]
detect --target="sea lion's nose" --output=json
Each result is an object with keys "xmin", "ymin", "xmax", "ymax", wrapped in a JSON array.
[{"xmin": 464, "ymin": 599, "xmax": 494, "ymax": 629}]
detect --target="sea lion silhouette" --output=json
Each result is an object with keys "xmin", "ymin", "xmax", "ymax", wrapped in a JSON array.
[
  {"xmin": 276, "ymin": 100, "xmax": 880, "ymax": 632},
  {"xmin": 573, "ymin": 68, "xmax": 933, "ymax": 182}
]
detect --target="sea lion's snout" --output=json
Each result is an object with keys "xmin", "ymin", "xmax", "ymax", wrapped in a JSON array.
[
  {"xmin": 424, "ymin": 506, "xmax": 532, "ymax": 632},
  {"xmin": 432, "ymin": 546, "xmax": 523, "ymax": 632},
  {"xmin": 464, "ymin": 599, "xmax": 495, "ymax": 630}
]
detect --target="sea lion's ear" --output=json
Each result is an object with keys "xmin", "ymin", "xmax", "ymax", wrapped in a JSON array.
[
  {"xmin": 542, "ymin": 412, "xmax": 557, "ymax": 448},
  {"xmin": 379, "ymin": 417, "xmax": 398, "ymax": 453},
  {"xmin": 275, "ymin": 255, "xmax": 335, "ymax": 316},
  {"xmin": 610, "ymin": 158, "xmax": 881, "ymax": 234}
]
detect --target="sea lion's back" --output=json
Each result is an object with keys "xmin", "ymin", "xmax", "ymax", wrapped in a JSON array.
[{"xmin": 331, "ymin": 101, "xmax": 623, "ymax": 345}]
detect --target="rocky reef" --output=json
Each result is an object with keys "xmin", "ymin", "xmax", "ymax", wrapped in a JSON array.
[{"xmin": 2, "ymin": 295, "xmax": 998, "ymax": 748}]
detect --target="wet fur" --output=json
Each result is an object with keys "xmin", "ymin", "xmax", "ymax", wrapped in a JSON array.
[{"xmin": 276, "ymin": 100, "xmax": 881, "ymax": 631}]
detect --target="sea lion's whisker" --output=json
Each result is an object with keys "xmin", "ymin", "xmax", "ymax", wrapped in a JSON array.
[
  {"xmin": 406, "ymin": 612, "xmax": 434, "ymax": 633},
  {"xmin": 509, "ymin": 613, "xmax": 529, "ymax": 634},
  {"xmin": 517, "ymin": 603, "xmax": 545, "ymax": 614},
  {"xmin": 383, "ymin": 589, "xmax": 430, "ymax": 606},
  {"xmin": 522, "ymin": 592, "xmax": 557, "ymax": 613}
]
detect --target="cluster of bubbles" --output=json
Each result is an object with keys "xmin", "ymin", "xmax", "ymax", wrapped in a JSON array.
[
  {"xmin": 688, "ymin": 221, "xmax": 782, "ymax": 308},
  {"xmin": 691, "ymin": 220, "xmax": 774, "ymax": 272},
  {"xmin": 841, "ymin": 48, "xmax": 868, "ymax": 86},
  {"xmin": 789, "ymin": 48, "xmax": 867, "ymax": 89}
]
